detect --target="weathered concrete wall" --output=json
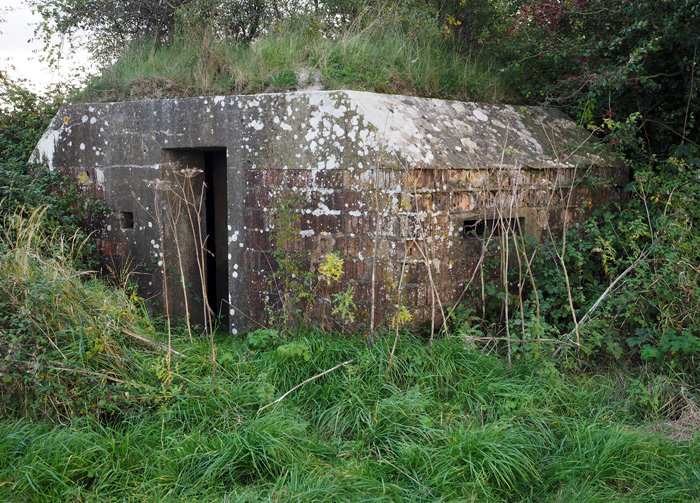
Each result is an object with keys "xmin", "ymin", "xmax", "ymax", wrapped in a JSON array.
[{"xmin": 32, "ymin": 90, "xmax": 625, "ymax": 333}]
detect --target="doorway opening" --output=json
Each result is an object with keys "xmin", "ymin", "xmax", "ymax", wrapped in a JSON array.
[
  {"xmin": 161, "ymin": 148, "xmax": 228, "ymax": 327},
  {"xmin": 203, "ymin": 150, "xmax": 228, "ymax": 325}
]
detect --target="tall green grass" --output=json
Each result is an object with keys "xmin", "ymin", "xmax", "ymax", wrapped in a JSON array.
[
  {"xmin": 2, "ymin": 331, "xmax": 699, "ymax": 502},
  {"xmin": 77, "ymin": 17, "xmax": 515, "ymax": 103},
  {"xmin": 1, "ymin": 208, "xmax": 698, "ymax": 502},
  {"xmin": 0, "ymin": 207, "xmax": 168, "ymax": 420}
]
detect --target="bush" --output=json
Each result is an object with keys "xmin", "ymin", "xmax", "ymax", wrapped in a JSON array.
[
  {"xmin": 497, "ymin": 0, "xmax": 699, "ymax": 157},
  {"xmin": 1, "ymin": 77, "xmax": 106, "ymax": 267},
  {"xmin": 0, "ymin": 207, "xmax": 168, "ymax": 420}
]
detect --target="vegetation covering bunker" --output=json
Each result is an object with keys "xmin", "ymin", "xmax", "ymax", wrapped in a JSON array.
[{"xmin": 32, "ymin": 90, "xmax": 624, "ymax": 333}]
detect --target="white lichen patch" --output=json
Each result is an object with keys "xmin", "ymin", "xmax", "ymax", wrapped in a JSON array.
[
  {"xmin": 30, "ymin": 128, "xmax": 60, "ymax": 170},
  {"xmin": 248, "ymin": 120, "xmax": 264, "ymax": 130},
  {"xmin": 473, "ymin": 109, "xmax": 488, "ymax": 121},
  {"xmin": 461, "ymin": 138, "xmax": 478, "ymax": 151}
]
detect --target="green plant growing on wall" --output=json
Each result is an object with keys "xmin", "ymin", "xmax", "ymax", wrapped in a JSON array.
[
  {"xmin": 391, "ymin": 305, "xmax": 413, "ymax": 330},
  {"xmin": 318, "ymin": 251, "xmax": 357, "ymax": 330},
  {"xmin": 268, "ymin": 195, "xmax": 355, "ymax": 333},
  {"xmin": 267, "ymin": 192, "xmax": 311, "ymax": 332},
  {"xmin": 318, "ymin": 251, "xmax": 343, "ymax": 284},
  {"xmin": 332, "ymin": 285, "xmax": 357, "ymax": 331}
]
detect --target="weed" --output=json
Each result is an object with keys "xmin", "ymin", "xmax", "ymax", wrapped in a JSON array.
[
  {"xmin": 266, "ymin": 194, "xmax": 356, "ymax": 334},
  {"xmin": 0, "ymin": 207, "xmax": 176, "ymax": 421}
]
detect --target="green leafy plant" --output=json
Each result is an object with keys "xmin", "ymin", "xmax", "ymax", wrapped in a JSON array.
[
  {"xmin": 267, "ymin": 192, "xmax": 314, "ymax": 331},
  {"xmin": 318, "ymin": 251, "xmax": 344, "ymax": 284},
  {"xmin": 1, "ymin": 76, "xmax": 107, "ymax": 269},
  {"xmin": 0, "ymin": 207, "xmax": 167, "ymax": 421},
  {"xmin": 276, "ymin": 340, "xmax": 312, "ymax": 362},
  {"xmin": 267, "ymin": 196, "xmax": 356, "ymax": 333},
  {"xmin": 332, "ymin": 285, "xmax": 357, "ymax": 330},
  {"xmin": 246, "ymin": 328, "xmax": 280, "ymax": 349}
]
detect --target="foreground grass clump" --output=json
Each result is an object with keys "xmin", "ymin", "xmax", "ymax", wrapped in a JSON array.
[
  {"xmin": 0, "ymin": 207, "xmax": 170, "ymax": 420},
  {"xmin": 2, "ymin": 324, "xmax": 699, "ymax": 501},
  {"xmin": 77, "ymin": 17, "xmax": 514, "ymax": 104}
]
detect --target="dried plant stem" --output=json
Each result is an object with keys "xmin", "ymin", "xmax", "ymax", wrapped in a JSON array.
[
  {"xmin": 165, "ymin": 191, "xmax": 193, "ymax": 343},
  {"xmin": 259, "ymin": 358, "xmax": 356, "ymax": 412},
  {"xmin": 369, "ymin": 164, "xmax": 380, "ymax": 345},
  {"xmin": 518, "ymin": 229, "xmax": 541, "ymax": 336},
  {"xmin": 168, "ymin": 169, "xmax": 215, "ymax": 379},
  {"xmin": 377, "ymin": 459, "xmax": 436, "ymax": 498},
  {"xmin": 148, "ymin": 165, "xmax": 216, "ymax": 380},
  {"xmin": 505, "ymin": 171, "xmax": 529, "ymax": 344},
  {"xmin": 559, "ymin": 223, "xmax": 580, "ymax": 348},
  {"xmin": 224, "ymin": 300, "xmax": 267, "ymax": 330},
  {"xmin": 410, "ymin": 185, "xmax": 448, "ymax": 340},
  {"xmin": 541, "ymin": 127, "xmax": 588, "ymax": 351},
  {"xmin": 682, "ymin": 40, "xmax": 697, "ymax": 144},
  {"xmin": 500, "ymin": 222, "xmax": 512, "ymax": 370},
  {"xmin": 575, "ymin": 248, "xmax": 650, "ymax": 330},
  {"xmin": 411, "ymin": 236, "xmax": 447, "ymax": 341},
  {"xmin": 463, "ymin": 336, "xmax": 578, "ymax": 348},
  {"xmin": 184, "ymin": 176, "xmax": 213, "ymax": 335},
  {"xmin": 511, "ymin": 223, "xmax": 528, "ymax": 342},
  {"xmin": 122, "ymin": 329, "xmax": 186, "ymax": 356},
  {"xmin": 49, "ymin": 366, "xmax": 137, "ymax": 386},
  {"xmin": 493, "ymin": 166, "xmax": 517, "ymax": 369},
  {"xmin": 546, "ymin": 166, "xmax": 581, "ymax": 350},
  {"xmin": 153, "ymin": 187, "xmax": 172, "ymax": 383},
  {"xmin": 185, "ymin": 176, "xmax": 216, "ymax": 381},
  {"xmin": 480, "ymin": 252, "xmax": 486, "ymax": 320},
  {"xmin": 388, "ymin": 240, "xmax": 412, "ymax": 375}
]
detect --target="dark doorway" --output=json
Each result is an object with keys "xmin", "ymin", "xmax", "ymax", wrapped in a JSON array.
[
  {"xmin": 204, "ymin": 150, "xmax": 229, "ymax": 325},
  {"xmin": 161, "ymin": 148, "xmax": 228, "ymax": 328}
]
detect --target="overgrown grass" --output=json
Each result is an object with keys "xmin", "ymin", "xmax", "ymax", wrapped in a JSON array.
[
  {"xmin": 0, "ymin": 207, "xmax": 168, "ymax": 420},
  {"xmin": 1, "ymin": 209, "xmax": 699, "ymax": 502},
  {"xmin": 2, "ymin": 332, "xmax": 699, "ymax": 501},
  {"xmin": 2, "ymin": 326, "xmax": 700, "ymax": 498},
  {"xmin": 77, "ymin": 17, "xmax": 515, "ymax": 103}
]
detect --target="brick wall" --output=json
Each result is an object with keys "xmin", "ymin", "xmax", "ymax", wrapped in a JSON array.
[{"xmin": 241, "ymin": 160, "xmax": 626, "ymax": 330}]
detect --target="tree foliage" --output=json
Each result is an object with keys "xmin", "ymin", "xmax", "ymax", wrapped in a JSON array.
[
  {"xmin": 28, "ymin": 0, "xmax": 304, "ymax": 64},
  {"xmin": 498, "ymin": 0, "xmax": 699, "ymax": 157},
  {"xmin": 468, "ymin": 0, "xmax": 700, "ymax": 367}
]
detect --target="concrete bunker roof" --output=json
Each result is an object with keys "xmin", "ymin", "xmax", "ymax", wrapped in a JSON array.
[{"xmin": 32, "ymin": 90, "xmax": 612, "ymax": 171}]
